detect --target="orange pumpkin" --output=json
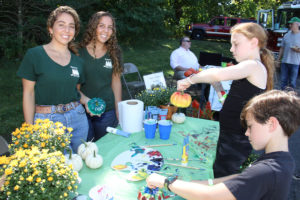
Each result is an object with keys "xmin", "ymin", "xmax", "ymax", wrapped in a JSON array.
[{"xmin": 170, "ymin": 91, "xmax": 192, "ymax": 108}]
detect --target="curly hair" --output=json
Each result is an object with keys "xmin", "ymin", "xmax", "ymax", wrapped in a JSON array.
[
  {"xmin": 47, "ymin": 6, "xmax": 80, "ymax": 55},
  {"xmin": 81, "ymin": 11, "xmax": 123, "ymax": 75},
  {"xmin": 231, "ymin": 22, "xmax": 275, "ymax": 91}
]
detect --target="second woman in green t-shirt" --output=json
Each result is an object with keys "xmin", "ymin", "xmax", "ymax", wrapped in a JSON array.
[{"xmin": 79, "ymin": 11, "xmax": 123, "ymax": 141}]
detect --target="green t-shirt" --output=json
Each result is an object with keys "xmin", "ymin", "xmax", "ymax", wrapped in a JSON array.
[
  {"xmin": 17, "ymin": 46, "xmax": 85, "ymax": 105},
  {"xmin": 79, "ymin": 48, "xmax": 115, "ymax": 111}
]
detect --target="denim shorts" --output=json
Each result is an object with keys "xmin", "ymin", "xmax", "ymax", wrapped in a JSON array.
[{"xmin": 34, "ymin": 104, "xmax": 88, "ymax": 153}]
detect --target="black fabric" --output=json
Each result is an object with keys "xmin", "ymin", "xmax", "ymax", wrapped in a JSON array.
[
  {"xmin": 213, "ymin": 78, "xmax": 264, "ymax": 177},
  {"xmin": 224, "ymin": 151, "xmax": 295, "ymax": 200},
  {"xmin": 213, "ymin": 130, "xmax": 252, "ymax": 177},
  {"xmin": 219, "ymin": 78, "xmax": 264, "ymax": 133}
]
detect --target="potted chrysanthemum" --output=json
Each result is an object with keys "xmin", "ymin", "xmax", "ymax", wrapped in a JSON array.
[
  {"xmin": 0, "ymin": 147, "xmax": 78, "ymax": 199},
  {"xmin": 9, "ymin": 119, "xmax": 72, "ymax": 154}
]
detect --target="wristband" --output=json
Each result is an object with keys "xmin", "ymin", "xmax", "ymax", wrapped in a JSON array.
[
  {"xmin": 187, "ymin": 76, "xmax": 194, "ymax": 85},
  {"xmin": 208, "ymin": 179, "xmax": 213, "ymax": 186},
  {"xmin": 164, "ymin": 176, "xmax": 178, "ymax": 191}
]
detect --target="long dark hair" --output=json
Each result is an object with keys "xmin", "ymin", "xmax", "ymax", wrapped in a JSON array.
[{"xmin": 81, "ymin": 11, "xmax": 123, "ymax": 75}]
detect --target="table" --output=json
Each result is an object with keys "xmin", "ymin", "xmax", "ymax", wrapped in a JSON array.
[{"xmin": 77, "ymin": 117, "xmax": 219, "ymax": 200}]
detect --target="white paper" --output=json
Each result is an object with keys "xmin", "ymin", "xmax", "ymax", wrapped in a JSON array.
[{"xmin": 118, "ymin": 100, "xmax": 144, "ymax": 133}]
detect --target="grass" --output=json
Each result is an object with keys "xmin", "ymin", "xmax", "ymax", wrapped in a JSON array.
[{"xmin": 0, "ymin": 38, "xmax": 231, "ymax": 143}]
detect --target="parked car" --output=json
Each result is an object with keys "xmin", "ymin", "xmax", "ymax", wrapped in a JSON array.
[{"xmin": 185, "ymin": 16, "xmax": 256, "ymax": 40}]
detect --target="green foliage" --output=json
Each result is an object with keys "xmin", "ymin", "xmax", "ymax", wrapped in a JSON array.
[
  {"xmin": 135, "ymin": 87, "xmax": 177, "ymax": 107},
  {"xmin": 240, "ymin": 152, "xmax": 260, "ymax": 172}
]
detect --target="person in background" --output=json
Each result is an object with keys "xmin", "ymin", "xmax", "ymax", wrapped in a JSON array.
[
  {"xmin": 79, "ymin": 11, "xmax": 123, "ymax": 142},
  {"xmin": 17, "ymin": 6, "xmax": 88, "ymax": 153},
  {"xmin": 170, "ymin": 36, "xmax": 200, "ymax": 80},
  {"xmin": 177, "ymin": 22, "xmax": 275, "ymax": 178},
  {"xmin": 277, "ymin": 17, "xmax": 300, "ymax": 90},
  {"xmin": 147, "ymin": 89, "xmax": 300, "ymax": 200}
]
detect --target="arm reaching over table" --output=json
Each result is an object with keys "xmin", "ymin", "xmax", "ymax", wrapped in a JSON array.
[{"xmin": 146, "ymin": 173, "xmax": 236, "ymax": 200}]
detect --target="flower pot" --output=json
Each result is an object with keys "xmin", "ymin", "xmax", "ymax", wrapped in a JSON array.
[{"xmin": 159, "ymin": 105, "xmax": 177, "ymax": 120}]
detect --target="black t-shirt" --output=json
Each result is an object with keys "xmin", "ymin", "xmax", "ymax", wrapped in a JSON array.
[{"xmin": 224, "ymin": 151, "xmax": 295, "ymax": 200}]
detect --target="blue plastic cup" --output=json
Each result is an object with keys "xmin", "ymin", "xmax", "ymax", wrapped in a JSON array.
[
  {"xmin": 144, "ymin": 119, "xmax": 157, "ymax": 139},
  {"xmin": 158, "ymin": 120, "xmax": 172, "ymax": 140}
]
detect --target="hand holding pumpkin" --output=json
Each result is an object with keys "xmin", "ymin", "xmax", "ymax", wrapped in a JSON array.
[{"xmin": 177, "ymin": 78, "xmax": 192, "ymax": 91}]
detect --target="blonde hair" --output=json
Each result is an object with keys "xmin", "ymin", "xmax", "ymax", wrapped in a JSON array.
[
  {"xmin": 231, "ymin": 23, "xmax": 274, "ymax": 90},
  {"xmin": 47, "ymin": 6, "xmax": 80, "ymax": 55}
]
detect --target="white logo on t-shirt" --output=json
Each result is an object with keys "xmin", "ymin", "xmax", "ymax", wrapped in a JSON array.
[
  {"xmin": 70, "ymin": 66, "xmax": 80, "ymax": 77},
  {"xmin": 103, "ymin": 59, "xmax": 112, "ymax": 69}
]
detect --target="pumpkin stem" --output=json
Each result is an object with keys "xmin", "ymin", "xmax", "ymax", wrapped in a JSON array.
[
  {"xmin": 93, "ymin": 150, "xmax": 96, "ymax": 157},
  {"xmin": 67, "ymin": 147, "xmax": 72, "ymax": 159},
  {"xmin": 80, "ymin": 139, "xmax": 88, "ymax": 147}
]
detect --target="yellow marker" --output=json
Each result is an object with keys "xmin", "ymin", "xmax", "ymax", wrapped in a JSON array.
[{"xmin": 181, "ymin": 146, "xmax": 188, "ymax": 166}]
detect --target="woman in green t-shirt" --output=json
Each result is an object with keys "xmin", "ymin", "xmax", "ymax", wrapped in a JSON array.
[
  {"xmin": 17, "ymin": 6, "xmax": 88, "ymax": 153},
  {"xmin": 78, "ymin": 11, "xmax": 123, "ymax": 141}
]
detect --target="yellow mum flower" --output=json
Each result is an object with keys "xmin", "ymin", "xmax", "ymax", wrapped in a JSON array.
[
  {"xmin": 67, "ymin": 127, "xmax": 73, "ymax": 133},
  {"xmin": 14, "ymin": 185, "xmax": 20, "ymax": 191},
  {"xmin": 19, "ymin": 160, "xmax": 27, "ymax": 167},
  {"xmin": 5, "ymin": 168, "xmax": 13, "ymax": 175},
  {"xmin": 36, "ymin": 177, "xmax": 41, "ymax": 183},
  {"xmin": 41, "ymin": 142, "xmax": 46, "ymax": 147},
  {"xmin": 64, "ymin": 193, "xmax": 68, "ymax": 197},
  {"xmin": 23, "ymin": 143, "xmax": 28, "ymax": 148},
  {"xmin": 26, "ymin": 176, "xmax": 33, "ymax": 182},
  {"xmin": 7, "ymin": 191, "xmax": 11, "ymax": 196},
  {"xmin": 61, "ymin": 143, "xmax": 65, "ymax": 147},
  {"xmin": 10, "ymin": 160, "xmax": 18, "ymax": 167},
  {"xmin": 49, "ymin": 158, "xmax": 56, "ymax": 164},
  {"xmin": 5, "ymin": 181, "xmax": 9, "ymax": 186},
  {"xmin": 48, "ymin": 177, "xmax": 53, "ymax": 181}
]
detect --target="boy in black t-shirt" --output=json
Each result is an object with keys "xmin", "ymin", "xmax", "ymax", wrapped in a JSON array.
[{"xmin": 146, "ymin": 90, "xmax": 300, "ymax": 200}]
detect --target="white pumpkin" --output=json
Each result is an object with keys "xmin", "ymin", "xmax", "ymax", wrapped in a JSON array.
[
  {"xmin": 172, "ymin": 113, "xmax": 186, "ymax": 124},
  {"xmin": 77, "ymin": 141, "xmax": 98, "ymax": 160},
  {"xmin": 65, "ymin": 148, "xmax": 83, "ymax": 172},
  {"xmin": 85, "ymin": 151, "xmax": 103, "ymax": 169}
]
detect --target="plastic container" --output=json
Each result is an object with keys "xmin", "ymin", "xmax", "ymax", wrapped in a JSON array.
[
  {"xmin": 158, "ymin": 120, "xmax": 172, "ymax": 140},
  {"xmin": 144, "ymin": 119, "xmax": 157, "ymax": 139}
]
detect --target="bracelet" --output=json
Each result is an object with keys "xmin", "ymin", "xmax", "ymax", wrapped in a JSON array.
[
  {"xmin": 208, "ymin": 179, "xmax": 213, "ymax": 186},
  {"xmin": 186, "ymin": 76, "xmax": 194, "ymax": 85}
]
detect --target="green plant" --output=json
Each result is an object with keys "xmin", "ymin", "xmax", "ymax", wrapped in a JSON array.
[
  {"xmin": 9, "ymin": 119, "xmax": 72, "ymax": 154},
  {"xmin": 135, "ymin": 87, "xmax": 177, "ymax": 107},
  {"xmin": 0, "ymin": 147, "xmax": 78, "ymax": 199}
]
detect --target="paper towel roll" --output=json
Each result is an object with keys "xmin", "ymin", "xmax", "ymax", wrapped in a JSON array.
[{"xmin": 118, "ymin": 99, "xmax": 144, "ymax": 133}]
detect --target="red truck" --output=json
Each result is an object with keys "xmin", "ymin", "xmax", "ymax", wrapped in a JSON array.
[
  {"xmin": 257, "ymin": 0, "xmax": 300, "ymax": 57},
  {"xmin": 185, "ymin": 16, "xmax": 256, "ymax": 40}
]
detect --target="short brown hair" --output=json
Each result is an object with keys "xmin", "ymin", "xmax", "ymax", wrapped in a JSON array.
[{"xmin": 241, "ymin": 90, "xmax": 300, "ymax": 137}]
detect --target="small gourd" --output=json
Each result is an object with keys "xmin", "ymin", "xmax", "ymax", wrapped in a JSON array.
[
  {"xmin": 170, "ymin": 91, "xmax": 192, "ymax": 108},
  {"xmin": 172, "ymin": 113, "xmax": 186, "ymax": 124},
  {"xmin": 77, "ymin": 140, "xmax": 98, "ymax": 160},
  {"xmin": 65, "ymin": 148, "xmax": 83, "ymax": 172},
  {"xmin": 88, "ymin": 98, "xmax": 106, "ymax": 115},
  {"xmin": 85, "ymin": 150, "xmax": 103, "ymax": 169}
]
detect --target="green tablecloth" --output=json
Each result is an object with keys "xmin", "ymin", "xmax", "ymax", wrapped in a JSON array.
[{"xmin": 77, "ymin": 117, "xmax": 219, "ymax": 199}]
